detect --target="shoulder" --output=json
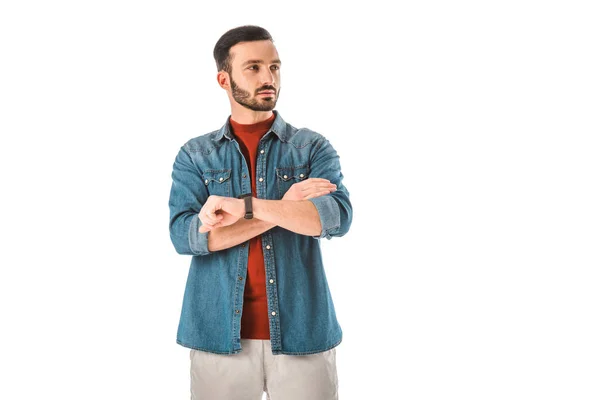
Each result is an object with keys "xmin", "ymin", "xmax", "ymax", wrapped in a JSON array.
[
  {"xmin": 285, "ymin": 126, "xmax": 328, "ymax": 149},
  {"xmin": 181, "ymin": 129, "xmax": 227, "ymax": 156}
]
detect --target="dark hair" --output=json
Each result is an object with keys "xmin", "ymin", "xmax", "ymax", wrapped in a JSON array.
[{"xmin": 213, "ymin": 25, "xmax": 273, "ymax": 74}]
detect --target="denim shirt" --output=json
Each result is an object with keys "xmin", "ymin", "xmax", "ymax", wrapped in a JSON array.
[{"xmin": 168, "ymin": 110, "xmax": 352, "ymax": 355}]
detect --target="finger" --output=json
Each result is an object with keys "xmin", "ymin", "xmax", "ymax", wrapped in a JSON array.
[
  {"xmin": 200, "ymin": 223, "xmax": 214, "ymax": 231},
  {"xmin": 302, "ymin": 183, "xmax": 337, "ymax": 192},
  {"xmin": 304, "ymin": 190, "xmax": 332, "ymax": 199},
  {"xmin": 307, "ymin": 178, "xmax": 331, "ymax": 185},
  {"xmin": 201, "ymin": 212, "xmax": 214, "ymax": 225},
  {"xmin": 297, "ymin": 178, "xmax": 330, "ymax": 187},
  {"xmin": 210, "ymin": 221, "xmax": 223, "ymax": 229},
  {"xmin": 202, "ymin": 219, "xmax": 223, "ymax": 231},
  {"xmin": 204, "ymin": 210, "xmax": 222, "ymax": 225},
  {"xmin": 317, "ymin": 182, "xmax": 336, "ymax": 188}
]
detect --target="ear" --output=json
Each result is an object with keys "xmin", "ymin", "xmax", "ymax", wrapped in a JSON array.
[{"xmin": 216, "ymin": 71, "xmax": 229, "ymax": 90}]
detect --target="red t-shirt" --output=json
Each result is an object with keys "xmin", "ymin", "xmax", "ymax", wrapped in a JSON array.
[{"xmin": 229, "ymin": 112, "xmax": 276, "ymax": 340}]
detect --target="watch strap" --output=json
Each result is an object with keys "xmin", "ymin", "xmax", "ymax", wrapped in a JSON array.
[{"xmin": 237, "ymin": 193, "xmax": 253, "ymax": 219}]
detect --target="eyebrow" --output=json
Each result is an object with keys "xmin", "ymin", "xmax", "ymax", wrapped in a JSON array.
[{"xmin": 241, "ymin": 59, "xmax": 282, "ymax": 67}]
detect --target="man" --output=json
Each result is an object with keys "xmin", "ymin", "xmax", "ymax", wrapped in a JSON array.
[{"xmin": 168, "ymin": 25, "xmax": 352, "ymax": 400}]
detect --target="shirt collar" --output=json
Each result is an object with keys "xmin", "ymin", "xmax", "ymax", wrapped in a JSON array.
[{"xmin": 215, "ymin": 109, "xmax": 288, "ymax": 142}]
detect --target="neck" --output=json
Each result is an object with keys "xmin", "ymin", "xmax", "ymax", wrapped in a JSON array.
[{"xmin": 230, "ymin": 105, "xmax": 273, "ymax": 125}]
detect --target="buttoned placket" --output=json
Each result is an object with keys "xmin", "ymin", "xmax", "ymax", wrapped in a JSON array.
[
  {"xmin": 229, "ymin": 136, "xmax": 249, "ymax": 352},
  {"xmin": 256, "ymin": 135, "xmax": 282, "ymax": 354},
  {"xmin": 229, "ymin": 131, "xmax": 282, "ymax": 354}
]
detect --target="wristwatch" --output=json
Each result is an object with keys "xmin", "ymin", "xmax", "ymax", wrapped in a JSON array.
[{"xmin": 237, "ymin": 193, "xmax": 253, "ymax": 219}]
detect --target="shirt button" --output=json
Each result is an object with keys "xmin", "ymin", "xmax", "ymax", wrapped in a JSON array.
[
  {"xmin": 300, "ymin": 174, "xmax": 304, "ymax": 178},
  {"xmin": 266, "ymin": 245, "xmax": 271, "ymax": 250},
  {"xmin": 219, "ymin": 177, "xmax": 223, "ymax": 181},
  {"xmin": 241, "ymin": 243, "xmax": 246, "ymax": 247},
  {"xmin": 269, "ymin": 279, "xmax": 274, "ymax": 284},
  {"xmin": 236, "ymin": 310, "xmax": 240, "ymax": 314},
  {"xmin": 283, "ymin": 175, "xmax": 288, "ymax": 179},
  {"xmin": 205, "ymin": 179, "xmax": 209, "ymax": 184},
  {"xmin": 271, "ymin": 311, "xmax": 276, "ymax": 316},
  {"xmin": 243, "ymin": 173, "xmax": 247, "ymax": 178},
  {"xmin": 238, "ymin": 276, "xmax": 243, "ymax": 281},
  {"xmin": 259, "ymin": 177, "xmax": 264, "ymax": 182},
  {"xmin": 260, "ymin": 149, "xmax": 265, "ymax": 154}
]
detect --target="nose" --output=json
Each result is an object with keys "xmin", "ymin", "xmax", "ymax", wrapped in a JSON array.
[{"xmin": 260, "ymin": 68, "xmax": 275, "ymax": 87}]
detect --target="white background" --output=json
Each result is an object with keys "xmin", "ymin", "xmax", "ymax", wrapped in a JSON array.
[{"xmin": 1, "ymin": 1, "xmax": 599, "ymax": 399}]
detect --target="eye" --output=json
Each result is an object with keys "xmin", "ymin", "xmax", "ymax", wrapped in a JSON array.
[{"xmin": 271, "ymin": 65, "xmax": 280, "ymax": 70}]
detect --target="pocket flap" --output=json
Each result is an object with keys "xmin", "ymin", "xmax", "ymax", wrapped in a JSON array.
[
  {"xmin": 202, "ymin": 169, "xmax": 232, "ymax": 185},
  {"xmin": 275, "ymin": 165, "xmax": 310, "ymax": 182}
]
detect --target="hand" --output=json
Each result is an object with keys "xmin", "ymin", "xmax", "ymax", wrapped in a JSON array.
[
  {"xmin": 198, "ymin": 195, "xmax": 245, "ymax": 232},
  {"xmin": 282, "ymin": 178, "xmax": 337, "ymax": 201}
]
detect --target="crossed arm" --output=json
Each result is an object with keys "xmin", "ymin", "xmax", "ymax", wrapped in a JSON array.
[
  {"xmin": 201, "ymin": 199, "xmax": 322, "ymax": 252},
  {"xmin": 205, "ymin": 216, "xmax": 274, "ymax": 252},
  {"xmin": 168, "ymin": 136, "xmax": 352, "ymax": 257}
]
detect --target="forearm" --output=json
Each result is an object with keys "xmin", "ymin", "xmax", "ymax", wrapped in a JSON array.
[
  {"xmin": 252, "ymin": 198, "xmax": 321, "ymax": 236},
  {"xmin": 207, "ymin": 217, "xmax": 276, "ymax": 252}
]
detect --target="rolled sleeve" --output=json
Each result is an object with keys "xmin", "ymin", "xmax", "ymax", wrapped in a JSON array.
[
  {"xmin": 306, "ymin": 135, "xmax": 353, "ymax": 240},
  {"xmin": 189, "ymin": 214, "xmax": 213, "ymax": 256},
  {"xmin": 168, "ymin": 145, "xmax": 213, "ymax": 256},
  {"xmin": 308, "ymin": 195, "xmax": 341, "ymax": 239}
]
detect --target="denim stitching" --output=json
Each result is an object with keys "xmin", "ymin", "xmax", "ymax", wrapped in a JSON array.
[{"xmin": 177, "ymin": 339, "xmax": 242, "ymax": 355}]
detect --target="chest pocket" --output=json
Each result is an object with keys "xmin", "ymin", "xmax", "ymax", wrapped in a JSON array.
[
  {"xmin": 275, "ymin": 165, "xmax": 310, "ymax": 199},
  {"xmin": 202, "ymin": 169, "xmax": 232, "ymax": 197}
]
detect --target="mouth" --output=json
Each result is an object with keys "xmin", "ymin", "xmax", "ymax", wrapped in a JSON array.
[{"xmin": 258, "ymin": 91, "xmax": 275, "ymax": 96}]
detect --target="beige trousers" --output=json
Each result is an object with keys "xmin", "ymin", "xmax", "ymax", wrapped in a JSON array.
[{"xmin": 190, "ymin": 339, "xmax": 339, "ymax": 400}]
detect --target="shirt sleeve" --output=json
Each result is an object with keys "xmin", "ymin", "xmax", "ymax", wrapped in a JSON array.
[
  {"xmin": 306, "ymin": 136, "xmax": 353, "ymax": 240},
  {"xmin": 168, "ymin": 145, "xmax": 213, "ymax": 256}
]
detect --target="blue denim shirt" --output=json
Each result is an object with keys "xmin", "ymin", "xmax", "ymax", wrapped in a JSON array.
[{"xmin": 168, "ymin": 110, "xmax": 352, "ymax": 355}]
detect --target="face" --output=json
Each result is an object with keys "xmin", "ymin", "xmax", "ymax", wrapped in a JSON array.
[{"xmin": 225, "ymin": 40, "xmax": 281, "ymax": 112}]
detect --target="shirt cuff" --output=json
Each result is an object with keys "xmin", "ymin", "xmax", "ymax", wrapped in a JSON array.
[
  {"xmin": 307, "ymin": 195, "xmax": 341, "ymax": 239},
  {"xmin": 189, "ymin": 215, "xmax": 212, "ymax": 255}
]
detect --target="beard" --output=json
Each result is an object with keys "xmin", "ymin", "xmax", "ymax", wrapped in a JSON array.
[{"xmin": 230, "ymin": 77, "xmax": 279, "ymax": 111}]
